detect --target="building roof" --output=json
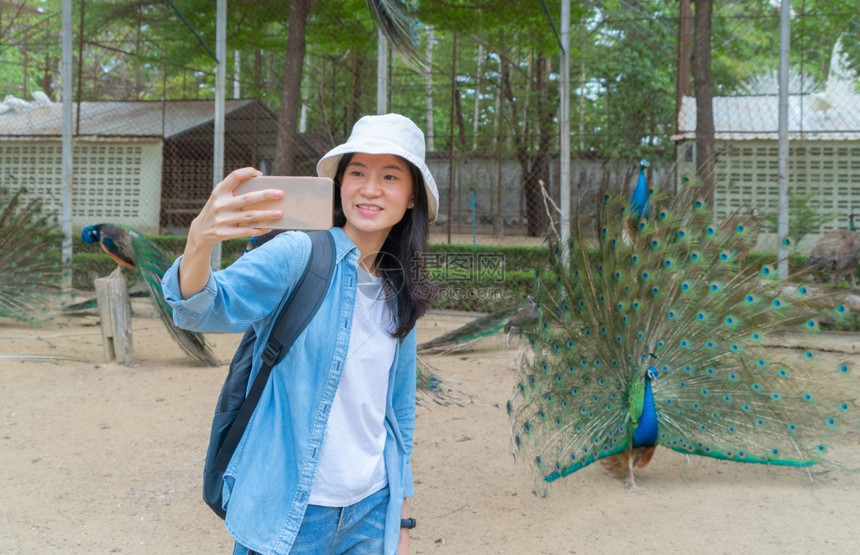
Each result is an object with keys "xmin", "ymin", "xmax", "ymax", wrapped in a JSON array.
[
  {"xmin": 673, "ymin": 92, "xmax": 860, "ymax": 141},
  {"xmin": 0, "ymin": 99, "xmax": 260, "ymax": 139}
]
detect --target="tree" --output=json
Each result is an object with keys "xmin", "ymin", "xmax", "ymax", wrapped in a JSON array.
[
  {"xmin": 273, "ymin": 0, "xmax": 315, "ymax": 176},
  {"xmin": 691, "ymin": 0, "xmax": 715, "ymax": 194},
  {"xmin": 274, "ymin": 0, "xmax": 419, "ymax": 174},
  {"xmin": 0, "ymin": 1, "xmax": 59, "ymax": 99}
]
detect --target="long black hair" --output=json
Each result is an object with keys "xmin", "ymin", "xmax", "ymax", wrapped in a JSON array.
[{"xmin": 333, "ymin": 153, "xmax": 433, "ymax": 339}]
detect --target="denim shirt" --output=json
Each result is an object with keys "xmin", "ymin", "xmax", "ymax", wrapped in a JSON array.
[{"xmin": 161, "ymin": 227, "xmax": 415, "ymax": 555}]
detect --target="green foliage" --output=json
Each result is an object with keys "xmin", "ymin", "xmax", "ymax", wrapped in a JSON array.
[
  {"xmin": 577, "ymin": 1, "xmax": 678, "ymax": 160},
  {"xmin": 4, "ymin": 0, "xmax": 855, "ymax": 157},
  {"xmin": 758, "ymin": 192, "xmax": 839, "ymax": 244}
]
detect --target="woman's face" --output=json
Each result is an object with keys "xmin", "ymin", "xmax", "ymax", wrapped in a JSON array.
[{"xmin": 339, "ymin": 152, "xmax": 415, "ymax": 240}]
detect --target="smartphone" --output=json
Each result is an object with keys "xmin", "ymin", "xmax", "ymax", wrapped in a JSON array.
[{"xmin": 234, "ymin": 176, "xmax": 334, "ymax": 230}]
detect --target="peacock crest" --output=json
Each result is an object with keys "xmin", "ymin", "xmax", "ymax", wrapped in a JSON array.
[{"xmin": 508, "ymin": 172, "xmax": 858, "ymax": 492}]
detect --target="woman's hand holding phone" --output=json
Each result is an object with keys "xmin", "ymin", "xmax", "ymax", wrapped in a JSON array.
[
  {"xmin": 232, "ymin": 175, "xmax": 333, "ymax": 231},
  {"xmin": 187, "ymin": 167, "xmax": 287, "ymax": 250},
  {"xmin": 179, "ymin": 167, "xmax": 284, "ymax": 299}
]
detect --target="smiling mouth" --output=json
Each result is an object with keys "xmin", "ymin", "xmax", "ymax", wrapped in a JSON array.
[{"xmin": 357, "ymin": 204, "xmax": 382, "ymax": 212}]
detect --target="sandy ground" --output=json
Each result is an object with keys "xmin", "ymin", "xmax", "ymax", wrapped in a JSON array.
[{"xmin": 2, "ymin": 299, "xmax": 859, "ymax": 554}]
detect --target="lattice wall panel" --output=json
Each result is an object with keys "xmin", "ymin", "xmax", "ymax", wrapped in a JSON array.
[
  {"xmin": 0, "ymin": 140, "xmax": 162, "ymax": 234},
  {"xmin": 675, "ymin": 140, "xmax": 860, "ymax": 240},
  {"xmin": 713, "ymin": 141, "xmax": 860, "ymax": 233}
]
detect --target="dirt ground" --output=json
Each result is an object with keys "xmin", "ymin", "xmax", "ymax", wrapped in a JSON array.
[{"xmin": 2, "ymin": 299, "xmax": 859, "ymax": 554}]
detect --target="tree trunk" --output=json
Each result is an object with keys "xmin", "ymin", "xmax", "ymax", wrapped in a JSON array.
[
  {"xmin": 425, "ymin": 26, "xmax": 435, "ymax": 152},
  {"xmin": 692, "ymin": 0, "xmax": 715, "ymax": 198},
  {"xmin": 274, "ymin": 0, "xmax": 316, "ymax": 175},
  {"xmin": 675, "ymin": 0, "xmax": 693, "ymax": 133},
  {"xmin": 501, "ymin": 54, "xmax": 552, "ymax": 238},
  {"xmin": 528, "ymin": 56, "xmax": 552, "ymax": 237},
  {"xmin": 349, "ymin": 51, "xmax": 366, "ymax": 127}
]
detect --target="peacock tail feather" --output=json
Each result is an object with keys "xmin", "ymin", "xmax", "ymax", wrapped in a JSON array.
[
  {"xmin": 417, "ymin": 299, "xmax": 538, "ymax": 354},
  {"xmin": 125, "ymin": 226, "xmax": 218, "ymax": 366},
  {"xmin": 0, "ymin": 188, "xmax": 60, "ymax": 324},
  {"xmin": 508, "ymin": 177, "xmax": 858, "ymax": 490},
  {"xmin": 365, "ymin": 0, "xmax": 420, "ymax": 64},
  {"xmin": 416, "ymin": 355, "xmax": 468, "ymax": 408}
]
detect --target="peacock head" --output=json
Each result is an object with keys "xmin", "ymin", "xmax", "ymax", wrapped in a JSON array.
[
  {"xmin": 639, "ymin": 158, "xmax": 650, "ymax": 169},
  {"xmin": 81, "ymin": 225, "xmax": 101, "ymax": 243},
  {"xmin": 646, "ymin": 365, "xmax": 659, "ymax": 381}
]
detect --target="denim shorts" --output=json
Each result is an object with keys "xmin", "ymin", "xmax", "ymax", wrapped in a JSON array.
[{"xmin": 236, "ymin": 485, "xmax": 389, "ymax": 555}]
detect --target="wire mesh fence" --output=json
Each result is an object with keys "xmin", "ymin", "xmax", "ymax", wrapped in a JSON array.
[{"xmin": 0, "ymin": 0, "xmax": 857, "ymax": 251}]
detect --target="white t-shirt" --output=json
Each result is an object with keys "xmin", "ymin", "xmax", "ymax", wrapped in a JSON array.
[{"xmin": 309, "ymin": 266, "xmax": 397, "ymax": 506}]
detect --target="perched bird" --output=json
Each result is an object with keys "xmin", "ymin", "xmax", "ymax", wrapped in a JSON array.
[
  {"xmin": 622, "ymin": 159, "xmax": 652, "ymax": 246},
  {"xmin": 508, "ymin": 176, "xmax": 857, "ymax": 492},
  {"xmin": 82, "ymin": 224, "xmax": 218, "ymax": 366},
  {"xmin": 848, "ymin": 213, "xmax": 855, "ymax": 232},
  {"xmin": 0, "ymin": 188, "xmax": 59, "ymax": 323},
  {"xmin": 805, "ymin": 229, "xmax": 860, "ymax": 287}
]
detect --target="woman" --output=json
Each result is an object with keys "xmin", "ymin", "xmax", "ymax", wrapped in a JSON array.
[{"xmin": 161, "ymin": 113, "xmax": 438, "ymax": 554}]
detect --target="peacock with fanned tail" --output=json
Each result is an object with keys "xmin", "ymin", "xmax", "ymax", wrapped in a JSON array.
[
  {"xmin": 82, "ymin": 223, "xmax": 218, "ymax": 366},
  {"xmin": 508, "ymin": 167, "xmax": 858, "ymax": 492},
  {"xmin": 0, "ymin": 188, "xmax": 60, "ymax": 324}
]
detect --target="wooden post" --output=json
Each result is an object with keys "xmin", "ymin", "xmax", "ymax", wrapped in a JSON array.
[{"xmin": 95, "ymin": 272, "xmax": 134, "ymax": 364}]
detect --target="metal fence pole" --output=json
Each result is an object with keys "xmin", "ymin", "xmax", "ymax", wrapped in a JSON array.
[
  {"xmin": 559, "ymin": 0, "xmax": 571, "ymax": 268},
  {"xmin": 211, "ymin": 0, "xmax": 226, "ymax": 270},
  {"xmin": 61, "ymin": 0, "xmax": 73, "ymax": 292},
  {"xmin": 777, "ymin": 0, "xmax": 791, "ymax": 279},
  {"xmin": 377, "ymin": 29, "xmax": 388, "ymax": 114}
]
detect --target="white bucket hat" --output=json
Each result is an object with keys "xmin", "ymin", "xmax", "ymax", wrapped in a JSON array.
[{"xmin": 316, "ymin": 113, "xmax": 439, "ymax": 222}]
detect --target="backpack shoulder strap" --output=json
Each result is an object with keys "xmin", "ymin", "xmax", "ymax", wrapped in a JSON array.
[
  {"xmin": 214, "ymin": 230, "xmax": 336, "ymax": 471},
  {"xmin": 260, "ymin": 230, "xmax": 335, "ymax": 367}
]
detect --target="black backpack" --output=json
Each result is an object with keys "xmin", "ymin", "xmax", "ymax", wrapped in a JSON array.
[{"xmin": 202, "ymin": 230, "xmax": 336, "ymax": 519}]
